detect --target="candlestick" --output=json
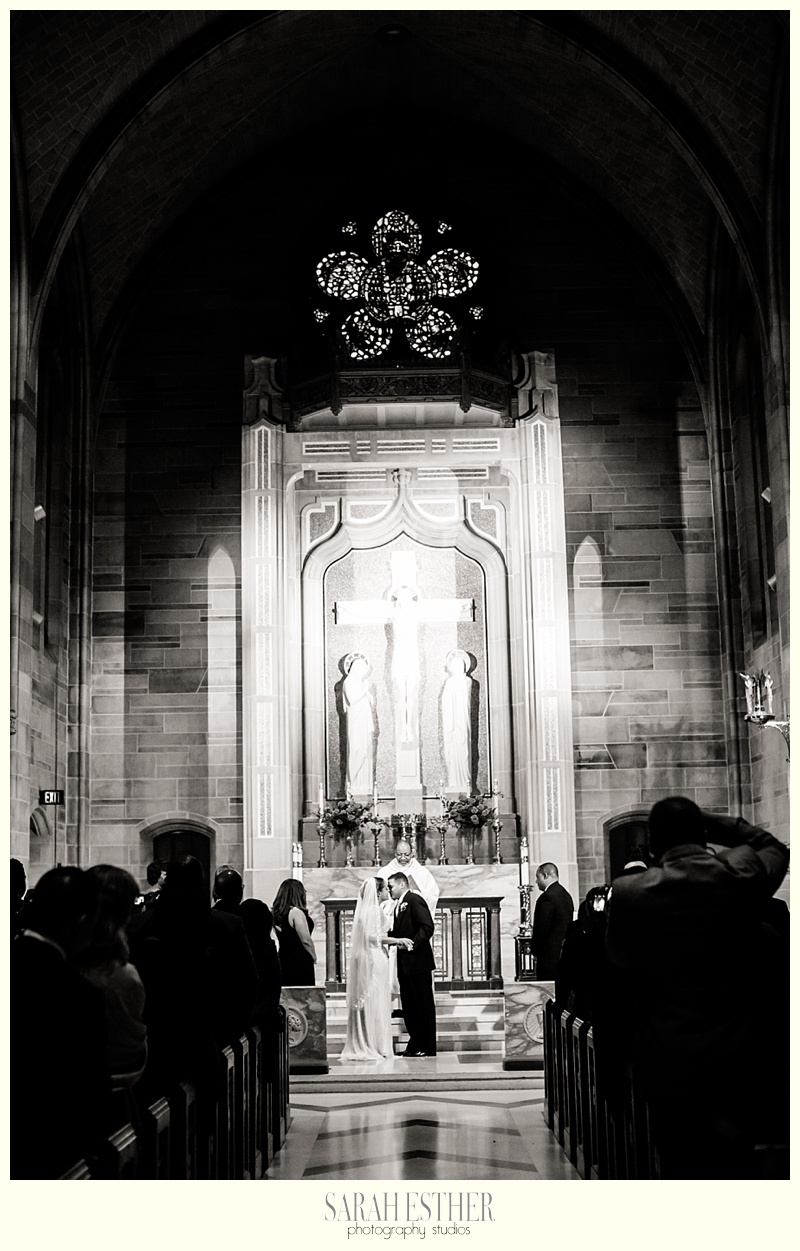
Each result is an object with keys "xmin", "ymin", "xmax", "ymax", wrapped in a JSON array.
[
  {"xmin": 519, "ymin": 835, "xmax": 530, "ymax": 886},
  {"xmin": 318, "ymin": 781, "xmax": 324, "ymax": 813},
  {"xmin": 492, "ymin": 816, "xmax": 502, "ymax": 864}
]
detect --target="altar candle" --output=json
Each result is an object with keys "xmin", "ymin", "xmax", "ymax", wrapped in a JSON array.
[
  {"xmin": 318, "ymin": 782, "xmax": 324, "ymax": 813},
  {"xmin": 439, "ymin": 779, "xmax": 445, "ymax": 806},
  {"xmin": 373, "ymin": 779, "xmax": 379, "ymax": 810},
  {"xmin": 493, "ymin": 777, "xmax": 499, "ymax": 795},
  {"xmin": 520, "ymin": 839, "xmax": 530, "ymax": 885}
]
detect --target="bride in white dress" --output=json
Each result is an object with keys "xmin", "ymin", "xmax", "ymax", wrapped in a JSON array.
[{"xmin": 341, "ymin": 877, "xmax": 402, "ymax": 1061}]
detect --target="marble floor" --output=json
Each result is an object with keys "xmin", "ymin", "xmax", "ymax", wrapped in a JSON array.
[{"xmin": 265, "ymin": 1057, "xmax": 579, "ymax": 1181}]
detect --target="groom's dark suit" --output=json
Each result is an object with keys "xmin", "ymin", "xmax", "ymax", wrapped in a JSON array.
[{"xmin": 389, "ymin": 889, "xmax": 436, "ymax": 1056}]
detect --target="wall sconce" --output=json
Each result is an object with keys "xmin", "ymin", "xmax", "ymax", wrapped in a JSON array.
[{"xmin": 739, "ymin": 670, "xmax": 790, "ymax": 758}]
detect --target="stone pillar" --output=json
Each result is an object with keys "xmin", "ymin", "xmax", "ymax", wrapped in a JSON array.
[
  {"xmin": 515, "ymin": 351, "xmax": 578, "ymax": 902},
  {"xmin": 241, "ymin": 415, "xmax": 293, "ymax": 904}
]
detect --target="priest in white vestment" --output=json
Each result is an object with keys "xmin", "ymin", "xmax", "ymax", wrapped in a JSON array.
[
  {"xmin": 381, "ymin": 838, "xmax": 440, "ymax": 1005},
  {"xmin": 382, "ymin": 839, "xmax": 440, "ymax": 915}
]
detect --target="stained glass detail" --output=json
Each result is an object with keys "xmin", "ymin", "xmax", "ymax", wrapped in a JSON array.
[
  {"xmin": 314, "ymin": 210, "xmax": 479, "ymax": 362},
  {"xmin": 371, "ymin": 210, "xmax": 423, "ymax": 260},
  {"xmin": 316, "ymin": 251, "xmax": 369, "ymax": 301},
  {"xmin": 313, "ymin": 309, "xmax": 328, "ymax": 323},
  {"xmin": 406, "ymin": 307, "xmax": 457, "ymax": 358},
  {"xmin": 342, "ymin": 222, "xmax": 357, "ymax": 236},
  {"xmin": 342, "ymin": 308, "xmax": 393, "ymax": 361},
  {"xmin": 437, "ymin": 221, "xmax": 452, "ymax": 234},
  {"xmin": 427, "ymin": 248, "xmax": 479, "ymax": 297},
  {"xmin": 470, "ymin": 306, "xmax": 483, "ymax": 319}
]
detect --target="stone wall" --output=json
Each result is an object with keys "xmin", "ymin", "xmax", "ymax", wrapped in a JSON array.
[{"xmin": 91, "ymin": 176, "xmax": 728, "ymax": 894}]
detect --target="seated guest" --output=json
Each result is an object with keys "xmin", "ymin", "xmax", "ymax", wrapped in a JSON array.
[
  {"xmin": 75, "ymin": 865, "xmax": 148, "ymax": 1089},
  {"xmin": 240, "ymin": 898, "xmax": 282, "ymax": 1028},
  {"xmin": 11, "ymin": 867, "xmax": 111, "ymax": 1178},
  {"xmin": 555, "ymin": 884, "xmax": 611, "ymax": 1021},
  {"xmin": 133, "ymin": 855, "xmax": 221, "ymax": 1102},
  {"xmin": 142, "ymin": 860, "xmax": 167, "ymax": 908},
  {"xmin": 213, "ymin": 865, "xmax": 245, "ymax": 914},
  {"xmin": 127, "ymin": 860, "xmax": 166, "ymax": 939},
  {"xmin": 207, "ymin": 866, "xmax": 258, "ymax": 1045},
  {"xmin": 606, "ymin": 797, "xmax": 790, "ymax": 1179},
  {"xmin": 10, "ymin": 856, "xmax": 27, "ymax": 938},
  {"xmin": 134, "ymin": 855, "xmax": 256, "ymax": 1095},
  {"xmin": 273, "ymin": 878, "xmax": 317, "ymax": 986}
]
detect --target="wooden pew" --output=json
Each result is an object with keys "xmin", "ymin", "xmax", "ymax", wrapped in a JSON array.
[
  {"xmin": 170, "ymin": 1080, "xmax": 198, "ymax": 1179},
  {"xmin": 108, "ymin": 1123, "xmax": 138, "ymax": 1179},
  {"xmin": 140, "ymin": 1096, "xmax": 171, "ymax": 1180}
]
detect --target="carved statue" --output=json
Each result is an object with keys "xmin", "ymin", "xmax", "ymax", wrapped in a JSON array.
[
  {"xmin": 441, "ymin": 649, "xmax": 473, "ymax": 792},
  {"xmin": 343, "ymin": 653, "xmax": 374, "ymax": 795}
]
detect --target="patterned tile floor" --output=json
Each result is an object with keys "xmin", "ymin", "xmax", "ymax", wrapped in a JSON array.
[{"xmin": 265, "ymin": 1082, "xmax": 579, "ymax": 1181}]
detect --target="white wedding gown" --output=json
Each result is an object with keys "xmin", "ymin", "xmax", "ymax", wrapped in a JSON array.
[{"xmin": 341, "ymin": 879, "xmax": 394, "ymax": 1062}]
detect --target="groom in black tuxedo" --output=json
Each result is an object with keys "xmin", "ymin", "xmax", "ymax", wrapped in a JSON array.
[{"xmin": 388, "ymin": 872, "xmax": 437, "ymax": 1057}]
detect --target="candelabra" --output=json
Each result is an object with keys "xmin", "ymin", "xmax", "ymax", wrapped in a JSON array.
[
  {"xmin": 485, "ymin": 778, "xmax": 503, "ymax": 864},
  {"xmin": 292, "ymin": 841, "xmax": 303, "ymax": 879},
  {"xmin": 372, "ymin": 818, "xmax": 382, "ymax": 866},
  {"xmin": 397, "ymin": 812, "xmax": 423, "ymax": 858},
  {"xmin": 517, "ymin": 833, "xmax": 532, "ymax": 936},
  {"xmin": 739, "ymin": 670, "xmax": 790, "ymax": 759}
]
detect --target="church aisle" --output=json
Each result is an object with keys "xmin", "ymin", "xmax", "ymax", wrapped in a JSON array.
[{"xmin": 264, "ymin": 1089, "xmax": 579, "ymax": 1181}]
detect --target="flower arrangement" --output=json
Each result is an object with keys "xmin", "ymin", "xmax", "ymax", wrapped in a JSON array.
[
  {"xmin": 321, "ymin": 796, "xmax": 374, "ymax": 838},
  {"xmin": 443, "ymin": 793, "xmax": 495, "ymax": 830}
]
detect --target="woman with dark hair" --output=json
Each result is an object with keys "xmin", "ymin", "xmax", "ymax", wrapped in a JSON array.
[
  {"xmin": 272, "ymin": 878, "xmax": 317, "ymax": 986},
  {"xmin": 75, "ymin": 865, "xmax": 148, "ymax": 1089},
  {"xmin": 240, "ymin": 898, "xmax": 282, "ymax": 1026}
]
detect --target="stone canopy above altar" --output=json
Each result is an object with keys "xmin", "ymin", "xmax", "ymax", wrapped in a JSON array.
[{"xmin": 241, "ymin": 351, "xmax": 578, "ymax": 912}]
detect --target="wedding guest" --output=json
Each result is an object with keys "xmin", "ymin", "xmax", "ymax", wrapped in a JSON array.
[
  {"xmin": 240, "ymin": 898, "xmax": 283, "ymax": 1027},
  {"xmin": 11, "ymin": 856, "xmax": 27, "ymax": 938},
  {"xmin": 532, "ymin": 862, "xmax": 574, "ymax": 980},
  {"xmin": 213, "ymin": 864, "xmax": 245, "ymax": 914},
  {"xmin": 273, "ymin": 878, "xmax": 317, "ymax": 986},
  {"xmin": 555, "ymin": 885, "xmax": 611, "ymax": 1020},
  {"xmin": 11, "ymin": 867, "xmax": 111, "ymax": 1178},
  {"xmin": 606, "ymin": 797, "xmax": 790, "ymax": 1179},
  {"xmin": 133, "ymin": 856, "xmax": 221, "ymax": 1102},
  {"xmin": 75, "ymin": 865, "xmax": 148, "ymax": 1090}
]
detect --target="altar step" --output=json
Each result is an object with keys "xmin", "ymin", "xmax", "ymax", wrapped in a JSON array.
[
  {"xmin": 291, "ymin": 1053, "xmax": 544, "ymax": 1093},
  {"xmin": 325, "ymin": 990, "xmax": 505, "ymax": 1056}
]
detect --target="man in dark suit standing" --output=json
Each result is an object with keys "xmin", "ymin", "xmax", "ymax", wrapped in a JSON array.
[
  {"xmin": 388, "ymin": 872, "xmax": 436, "ymax": 1057},
  {"xmin": 532, "ymin": 862, "xmax": 574, "ymax": 980},
  {"xmin": 606, "ymin": 796, "xmax": 789, "ymax": 1179}
]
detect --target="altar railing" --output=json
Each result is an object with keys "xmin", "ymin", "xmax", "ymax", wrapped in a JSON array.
[{"xmin": 322, "ymin": 896, "xmax": 503, "ymax": 992}]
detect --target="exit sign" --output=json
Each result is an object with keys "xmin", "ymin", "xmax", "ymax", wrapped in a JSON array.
[{"xmin": 39, "ymin": 789, "xmax": 65, "ymax": 805}]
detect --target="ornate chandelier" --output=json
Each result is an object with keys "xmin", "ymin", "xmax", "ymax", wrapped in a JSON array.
[{"xmin": 314, "ymin": 210, "xmax": 479, "ymax": 362}]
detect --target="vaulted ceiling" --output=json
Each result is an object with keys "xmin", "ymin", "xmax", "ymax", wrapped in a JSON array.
[{"xmin": 11, "ymin": 10, "xmax": 787, "ymax": 379}]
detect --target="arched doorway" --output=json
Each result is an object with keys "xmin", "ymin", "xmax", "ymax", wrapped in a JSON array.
[
  {"xmin": 604, "ymin": 812, "xmax": 651, "ymax": 880},
  {"xmin": 145, "ymin": 821, "xmax": 214, "ymax": 894}
]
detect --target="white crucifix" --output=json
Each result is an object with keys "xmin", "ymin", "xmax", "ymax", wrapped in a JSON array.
[{"xmin": 334, "ymin": 550, "xmax": 474, "ymax": 799}]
